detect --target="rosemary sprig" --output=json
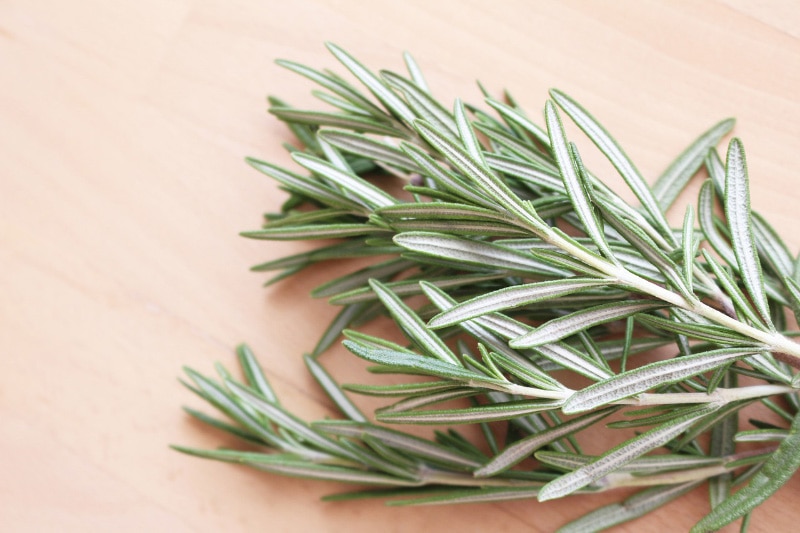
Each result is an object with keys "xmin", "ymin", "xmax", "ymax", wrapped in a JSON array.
[{"xmin": 175, "ymin": 44, "xmax": 800, "ymax": 532}]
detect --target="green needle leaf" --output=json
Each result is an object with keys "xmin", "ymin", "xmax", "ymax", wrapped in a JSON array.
[
  {"xmin": 270, "ymin": 107, "xmax": 401, "ymax": 136},
  {"xmin": 563, "ymin": 347, "xmax": 761, "ymax": 414},
  {"xmin": 545, "ymin": 101, "xmax": 616, "ymax": 262},
  {"xmin": 723, "ymin": 139, "xmax": 772, "ymax": 328},
  {"xmin": 318, "ymin": 129, "xmax": 420, "ymax": 171},
  {"xmin": 692, "ymin": 411, "xmax": 800, "ymax": 532},
  {"xmin": 304, "ymin": 354, "xmax": 366, "ymax": 422},
  {"xmin": 476, "ymin": 408, "xmax": 616, "ymax": 477},
  {"xmin": 326, "ymin": 42, "xmax": 417, "ymax": 126},
  {"xmin": 428, "ymin": 278, "xmax": 613, "ymax": 329},
  {"xmin": 401, "ymin": 51, "xmax": 430, "ymax": 93},
  {"xmin": 377, "ymin": 399, "xmax": 563, "ymax": 425},
  {"xmin": 393, "ymin": 231, "xmax": 572, "ymax": 277},
  {"xmin": 413, "ymin": 118, "xmax": 548, "ymax": 232},
  {"xmin": 652, "ymin": 118, "xmax": 735, "ymax": 211},
  {"xmin": 314, "ymin": 420, "xmax": 481, "ymax": 469},
  {"xmin": 245, "ymin": 157, "xmax": 365, "ymax": 212},
  {"xmin": 172, "ymin": 447, "xmax": 417, "ymax": 486},
  {"xmin": 549, "ymin": 90, "xmax": 674, "ymax": 245},
  {"xmin": 382, "ymin": 70, "xmax": 458, "ymax": 138},
  {"xmin": 368, "ymin": 279, "xmax": 459, "ymax": 365},
  {"xmin": 557, "ymin": 481, "xmax": 702, "ymax": 533},
  {"xmin": 293, "ymin": 152, "xmax": 397, "ymax": 209},
  {"xmin": 510, "ymin": 300, "xmax": 665, "ymax": 348},
  {"xmin": 275, "ymin": 59, "xmax": 387, "ymax": 118},
  {"xmin": 538, "ymin": 407, "xmax": 714, "ymax": 501}
]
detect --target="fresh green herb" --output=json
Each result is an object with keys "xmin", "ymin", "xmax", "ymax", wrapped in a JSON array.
[{"xmin": 175, "ymin": 44, "xmax": 800, "ymax": 532}]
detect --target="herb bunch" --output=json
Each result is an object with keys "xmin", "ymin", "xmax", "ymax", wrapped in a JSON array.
[{"xmin": 175, "ymin": 44, "xmax": 800, "ymax": 532}]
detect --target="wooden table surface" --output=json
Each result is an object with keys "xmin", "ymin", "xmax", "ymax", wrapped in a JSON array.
[{"xmin": 4, "ymin": 1, "xmax": 800, "ymax": 531}]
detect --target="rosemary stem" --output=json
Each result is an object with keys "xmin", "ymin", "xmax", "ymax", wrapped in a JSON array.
[
  {"xmin": 619, "ymin": 385, "xmax": 795, "ymax": 406},
  {"xmin": 538, "ymin": 225, "xmax": 800, "ymax": 370}
]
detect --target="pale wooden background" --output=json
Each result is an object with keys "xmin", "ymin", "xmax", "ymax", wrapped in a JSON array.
[{"xmin": 3, "ymin": 1, "xmax": 800, "ymax": 531}]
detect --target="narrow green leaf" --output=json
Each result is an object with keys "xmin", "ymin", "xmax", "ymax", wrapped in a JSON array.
[
  {"xmin": 752, "ymin": 212, "xmax": 794, "ymax": 279},
  {"xmin": 557, "ymin": 481, "xmax": 702, "ymax": 533},
  {"xmin": 681, "ymin": 205, "xmax": 697, "ymax": 293},
  {"xmin": 382, "ymin": 71, "xmax": 458, "ymax": 138},
  {"xmin": 388, "ymin": 218, "xmax": 529, "ymax": 237},
  {"xmin": 251, "ymin": 240, "xmax": 401, "ymax": 272},
  {"xmin": 275, "ymin": 59, "xmax": 387, "ymax": 118},
  {"xmin": 376, "ymin": 202, "xmax": 516, "ymax": 224},
  {"xmin": 549, "ymin": 89, "xmax": 674, "ymax": 245},
  {"xmin": 692, "ymin": 411, "xmax": 800, "ymax": 532},
  {"xmin": 342, "ymin": 329, "xmax": 416, "ymax": 354},
  {"xmin": 236, "ymin": 344, "xmax": 278, "ymax": 403},
  {"xmin": 304, "ymin": 355, "xmax": 365, "ymax": 421},
  {"xmin": 326, "ymin": 43, "xmax": 416, "ymax": 125},
  {"xmin": 225, "ymin": 380, "xmax": 360, "ymax": 462},
  {"xmin": 399, "ymin": 142, "xmax": 497, "ymax": 209},
  {"xmin": 241, "ymin": 223, "xmax": 389, "ymax": 240},
  {"xmin": 387, "ymin": 486, "xmax": 543, "ymax": 506},
  {"xmin": 476, "ymin": 408, "xmax": 616, "ymax": 477},
  {"xmin": 476, "ymin": 122, "xmax": 556, "ymax": 170},
  {"xmin": 527, "ymin": 249, "xmax": 606, "ymax": 277},
  {"xmin": 343, "ymin": 341, "xmax": 505, "ymax": 390},
  {"xmin": 312, "ymin": 258, "xmax": 412, "ymax": 299},
  {"xmin": 723, "ymin": 139, "xmax": 771, "ymax": 327},
  {"xmin": 511, "ymin": 300, "xmax": 664, "ymax": 348},
  {"xmin": 368, "ymin": 279, "xmax": 459, "ymax": 365},
  {"xmin": 428, "ymin": 278, "xmax": 612, "ymax": 329},
  {"xmin": 312, "ymin": 89, "xmax": 374, "ymax": 116},
  {"xmin": 705, "ymin": 147, "xmax": 727, "ymax": 194},
  {"xmin": 181, "ymin": 407, "xmax": 262, "ymax": 445},
  {"xmin": 378, "ymin": 399, "xmax": 563, "ymax": 425},
  {"xmin": 182, "ymin": 368, "xmax": 285, "ymax": 450},
  {"xmin": 420, "ymin": 282, "xmax": 566, "ymax": 392},
  {"xmin": 312, "ymin": 302, "xmax": 374, "ymax": 355},
  {"xmin": 172, "ymin": 446, "xmax": 416, "ymax": 486},
  {"xmin": 379, "ymin": 388, "xmax": 480, "ymax": 414},
  {"xmin": 314, "ymin": 420, "xmax": 481, "ymax": 469},
  {"xmin": 599, "ymin": 205, "xmax": 693, "ymax": 300},
  {"xmin": 344, "ymin": 380, "xmax": 461, "ymax": 397},
  {"xmin": 486, "ymin": 349, "xmax": 566, "ymax": 391},
  {"xmin": 270, "ymin": 107, "xmax": 401, "ymax": 136},
  {"xmin": 697, "ymin": 180, "xmax": 737, "ymax": 267},
  {"xmin": 413, "ymin": 119, "xmax": 548, "ymax": 232},
  {"xmin": 293, "ymin": 152, "xmax": 397, "ymax": 208},
  {"xmin": 484, "ymin": 153, "xmax": 564, "ymax": 192},
  {"xmin": 652, "ymin": 118, "xmax": 735, "ymax": 211},
  {"xmin": 563, "ymin": 348, "xmax": 760, "ymax": 414},
  {"xmin": 636, "ymin": 313, "xmax": 752, "ymax": 345},
  {"xmin": 701, "ymin": 250, "xmax": 764, "ymax": 327},
  {"xmin": 402, "ymin": 51, "xmax": 430, "ymax": 93},
  {"xmin": 328, "ymin": 273, "xmax": 504, "ymax": 305},
  {"xmin": 734, "ymin": 429, "xmax": 788, "ymax": 443},
  {"xmin": 261, "ymin": 207, "xmax": 353, "ymax": 229},
  {"xmin": 532, "ymin": 342, "xmax": 615, "ymax": 382},
  {"xmin": 538, "ymin": 407, "xmax": 713, "ymax": 500},
  {"xmin": 484, "ymin": 97, "xmax": 551, "ymax": 148},
  {"xmin": 536, "ymin": 451, "xmax": 723, "ymax": 474},
  {"xmin": 393, "ymin": 231, "xmax": 571, "ymax": 277},
  {"xmin": 318, "ymin": 129, "xmax": 420, "ymax": 171},
  {"xmin": 454, "ymin": 99, "xmax": 485, "ymax": 164},
  {"xmin": 246, "ymin": 157, "xmax": 365, "ymax": 212},
  {"xmin": 545, "ymin": 101, "xmax": 616, "ymax": 261},
  {"xmin": 316, "ymin": 132, "xmax": 356, "ymax": 172}
]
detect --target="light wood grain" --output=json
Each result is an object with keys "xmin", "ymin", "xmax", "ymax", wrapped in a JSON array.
[{"xmin": 3, "ymin": 1, "xmax": 800, "ymax": 531}]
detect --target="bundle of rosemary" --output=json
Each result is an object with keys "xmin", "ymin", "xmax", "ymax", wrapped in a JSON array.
[{"xmin": 175, "ymin": 44, "xmax": 800, "ymax": 532}]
